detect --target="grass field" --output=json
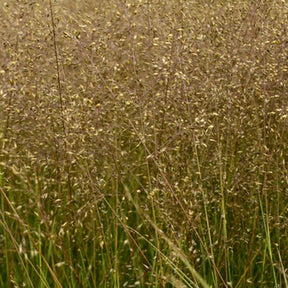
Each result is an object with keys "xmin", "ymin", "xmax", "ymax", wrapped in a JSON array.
[{"xmin": 0, "ymin": 0, "xmax": 288, "ymax": 287}]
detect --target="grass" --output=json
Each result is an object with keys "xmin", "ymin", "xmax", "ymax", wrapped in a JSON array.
[{"xmin": 0, "ymin": 0, "xmax": 288, "ymax": 287}]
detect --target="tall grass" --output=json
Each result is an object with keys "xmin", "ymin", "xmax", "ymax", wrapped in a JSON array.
[{"xmin": 0, "ymin": 0, "xmax": 288, "ymax": 287}]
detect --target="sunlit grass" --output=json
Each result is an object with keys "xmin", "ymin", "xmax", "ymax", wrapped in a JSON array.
[{"xmin": 0, "ymin": 0, "xmax": 288, "ymax": 287}]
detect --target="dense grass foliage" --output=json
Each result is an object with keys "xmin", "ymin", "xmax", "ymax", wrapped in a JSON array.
[{"xmin": 1, "ymin": 0, "xmax": 288, "ymax": 287}]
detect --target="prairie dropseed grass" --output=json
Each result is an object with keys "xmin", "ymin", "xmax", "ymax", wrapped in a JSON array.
[{"xmin": 0, "ymin": 0, "xmax": 288, "ymax": 287}]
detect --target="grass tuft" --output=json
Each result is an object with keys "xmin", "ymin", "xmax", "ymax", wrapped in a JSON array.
[{"xmin": 1, "ymin": 0, "xmax": 288, "ymax": 287}]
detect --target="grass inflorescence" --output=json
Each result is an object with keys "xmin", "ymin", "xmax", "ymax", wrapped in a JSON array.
[{"xmin": 0, "ymin": 0, "xmax": 288, "ymax": 287}]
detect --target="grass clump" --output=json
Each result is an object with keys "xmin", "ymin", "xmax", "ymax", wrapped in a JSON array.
[{"xmin": 0, "ymin": 0, "xmax": 288, "ymax": 287}]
